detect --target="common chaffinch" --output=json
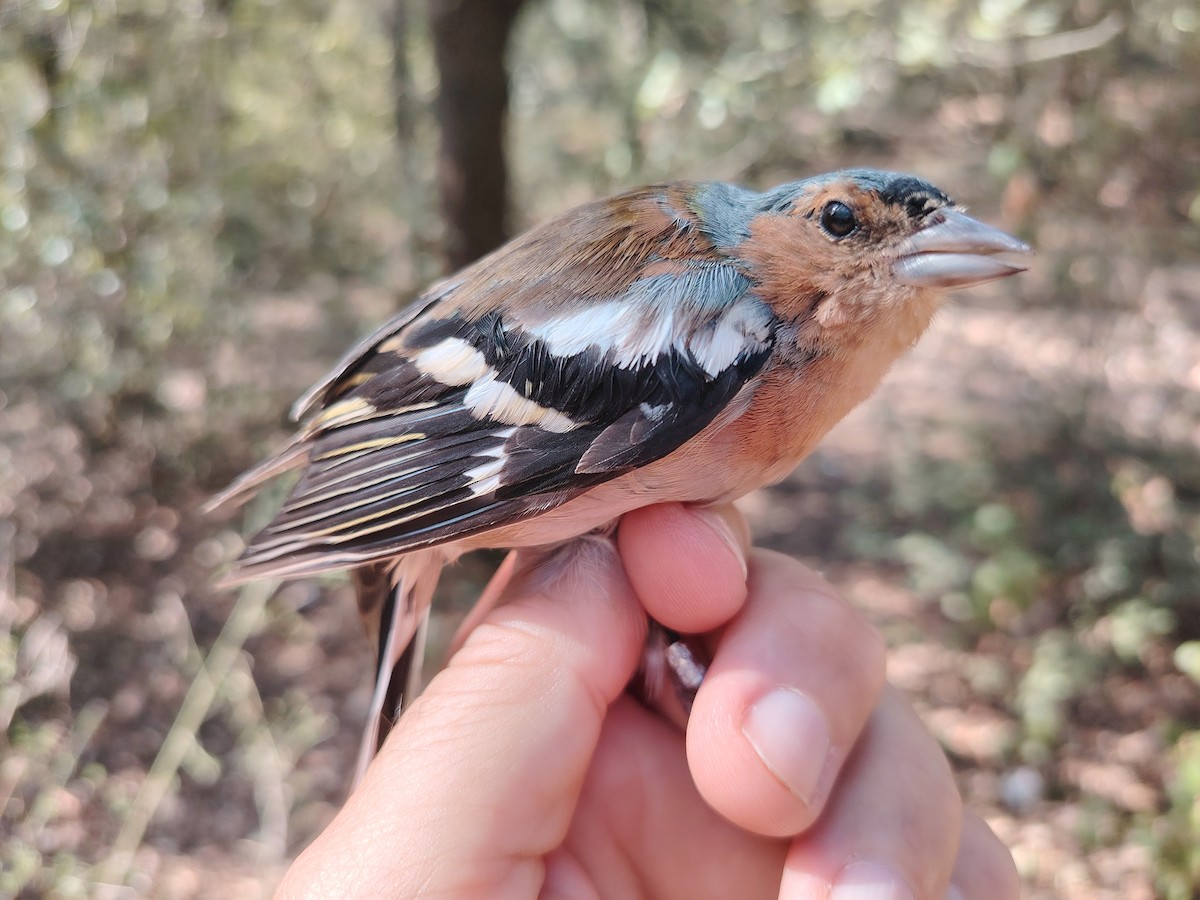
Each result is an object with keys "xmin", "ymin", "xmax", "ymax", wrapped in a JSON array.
[{"xmin": 210, "ymin": 168, "xmax": 1030, "ymax": 776}]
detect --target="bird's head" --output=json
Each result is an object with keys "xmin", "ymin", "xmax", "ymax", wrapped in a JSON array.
[{"xmin": 695, "ymin": 169, "xmax": 1031, "ymax": 351}]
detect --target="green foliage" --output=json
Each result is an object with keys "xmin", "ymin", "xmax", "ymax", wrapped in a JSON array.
[
  {"xmin": 1, "ymin": 0, "xmax": 418, "ymax": 471},
  {"xmin": 1147, "ymin": 730, "xmax": 1200, "ymax": 899},
  {"xmin": 0, "ymin": 610, "xmax": 104, "ymax": 899},
  {"xmin": 1107, "ymin": 598, "xmax": 1176, "ymax": 664},
  {"xmin": 1176, "ymin": 642, "xmax": 1200, "ymax": 686},
  {"xmin": 1015, "ymin": 628, "xmax": 1097, "ymax": 753}
]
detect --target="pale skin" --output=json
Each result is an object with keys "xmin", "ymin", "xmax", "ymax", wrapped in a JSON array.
[{"xmin": 277, "ymin": 504, "xmax": 1020, "ymax": 899}]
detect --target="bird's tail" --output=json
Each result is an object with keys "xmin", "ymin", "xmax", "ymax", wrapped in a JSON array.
[{"xmin": 352, "ymin": 550, "xmax": 445, "ymax": 784}]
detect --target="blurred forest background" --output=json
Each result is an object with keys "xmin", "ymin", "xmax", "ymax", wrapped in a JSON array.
[{"xmin": 2, "ymin": 0, "xmax": 1199, "ymax": 896}]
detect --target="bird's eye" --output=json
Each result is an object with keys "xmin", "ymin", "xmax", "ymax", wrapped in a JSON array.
[{"xmin": 820, "ymin": 200, "xmax": 858, "ymax": 239}]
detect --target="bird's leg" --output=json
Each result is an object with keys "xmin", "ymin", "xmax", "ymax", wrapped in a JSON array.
[
  {"xmin": 639, "ymin": 622, "xmax": 710, "ymax": 719},
  {"xmin": 662, "ymin": 627, "xmax": 708, "ymax": 710}
]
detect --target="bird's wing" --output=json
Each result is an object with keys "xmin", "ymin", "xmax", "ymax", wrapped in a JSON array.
[{"xmin": 215, "ymin": 186, "xmax": 777, "ymax": 582}]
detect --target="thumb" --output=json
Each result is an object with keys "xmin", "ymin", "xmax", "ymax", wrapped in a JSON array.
[{"xmin": 277, "ymin": 537, "xmax": 647, "ymax": 899}]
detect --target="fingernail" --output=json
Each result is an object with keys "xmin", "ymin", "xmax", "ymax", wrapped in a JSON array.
[
  {"xmin": 946, "ymin": 885, "xmax": 966, "ymax": 900},
  {"xmin": 830, "ymin": 862, "xmax": 916, "ymax": 900},
  {"xmin": 741, "ymin": 687, "xmax": 831, "ymax": 805},
  {"xmin": 693, "ymin": 507, "xmax": 748, "ymax": 578}
]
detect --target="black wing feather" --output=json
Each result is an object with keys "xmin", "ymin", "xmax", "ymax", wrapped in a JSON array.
[{"xmin": 228, "ymin": 320, "xmax": 773, "ymax": 579}]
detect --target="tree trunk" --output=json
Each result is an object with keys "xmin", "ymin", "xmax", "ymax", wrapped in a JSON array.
[{"xmin": 426, "ymin": 0, "xmax": 526, "ymax": 271}]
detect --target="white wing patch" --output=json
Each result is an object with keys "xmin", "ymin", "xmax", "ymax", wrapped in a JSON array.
[
  {"xmin": 463, "ymin": 452, "xmax": 507, "ymax": 496},
  {"xmin": 687, "ymin": 300, "xmax": 774, "ymax": 378},
  {"xmin": 524, "ymin": 300, "xmax": 677, "ymax": 368},
  {"xmin": 464, "ymin": 372, "xmax": 578, "ymax": 432},
  {"xmin": 519, "ymin": 268, "xmax": 770, "ymax": 378},
  {"xmin": 413, "ymin": 337, "xmax": 490, "ymax": 386}
]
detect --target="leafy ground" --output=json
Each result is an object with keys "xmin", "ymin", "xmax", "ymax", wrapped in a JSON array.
[{"xmin": 3, "ymin": 1, "xmax": 1200, "ymax": 897}]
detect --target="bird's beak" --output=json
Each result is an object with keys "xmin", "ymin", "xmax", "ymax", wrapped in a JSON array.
[{"xmin": 892, "ymin": 209, "xmax": 1032, "ymax": 289}]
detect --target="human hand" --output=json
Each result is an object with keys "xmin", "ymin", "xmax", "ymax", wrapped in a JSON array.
[{"xmin": 276, "ymin": 503, "xmax": 1018, "ymax": 899}]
